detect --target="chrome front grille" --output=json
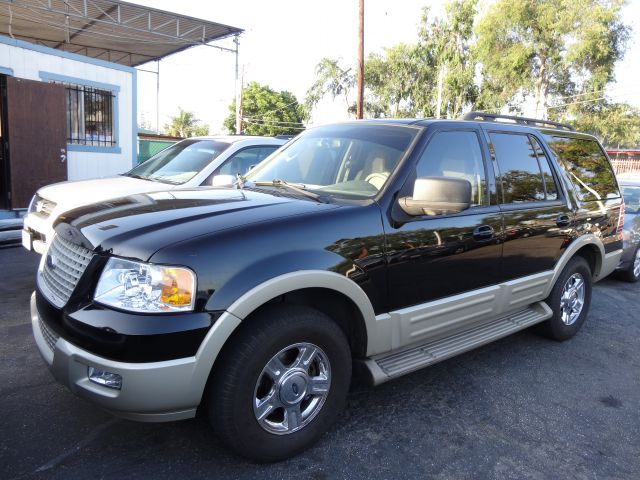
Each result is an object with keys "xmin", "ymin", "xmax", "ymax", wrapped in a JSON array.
[
  {"xmin": 39, "ymin": 317, "xmax": 59, "ymax": 352},
  {"xmin": 39, "ymin": 235, "xmax": 94, "ymax": 308}
]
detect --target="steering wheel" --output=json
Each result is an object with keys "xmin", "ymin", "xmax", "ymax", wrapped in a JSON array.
[{"xmin": 365, "ymin": 172, "xmax": 389, "ymax": 190}]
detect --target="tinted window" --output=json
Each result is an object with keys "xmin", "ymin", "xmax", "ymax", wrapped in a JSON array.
[
  {"xmin": 416, "ymin": 131, "xmax": 487, "ymax": 206},
  {"xmin": 127, "ymin": 139, "xmax": 229, "ymax": 185},
  {"xmin": 491, "ymin": 133, "xmax": 545, "ymax": 203},
  {"xmin": 545, "ymin": 136, "xmax": 620, "ymax": 202},
  {"xmin": 621, "ymin": 185, "xmax": 640, "ymax": 213},
  {"xmin": 530, "ymin": 136, "xmax": 558, "ymax": 200},
  {"xmin": 216, "ymin": 146, "xmax": 278, "ymax": 176}
]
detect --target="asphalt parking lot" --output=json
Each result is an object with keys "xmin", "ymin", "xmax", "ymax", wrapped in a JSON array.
[{"xmin": 1, "ymin": 246, "xmax": 639, "ymax": 480}]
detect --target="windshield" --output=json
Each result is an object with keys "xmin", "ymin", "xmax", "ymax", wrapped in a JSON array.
[
  {"xmin": 622, "ymin": 185, "xmax": 640, "ymax": 214},
  {"xmin": 245, "ymin": 123, "xmax": 420, "ymax": 198},
  {"xmin": 126, "ymin": 139, "xmax": 230, "ymax": 184}
]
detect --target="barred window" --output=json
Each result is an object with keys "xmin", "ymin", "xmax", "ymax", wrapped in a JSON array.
[{"xmin": 63, "ymin": 84, "xmax": 116, "ymax": 147}]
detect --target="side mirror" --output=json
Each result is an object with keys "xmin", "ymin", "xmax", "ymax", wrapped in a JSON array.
[
  {"xmin": 399, "ymin": 177, "xmax": 471, "ymax": 216},
  {"xmin": 210, "ymin": 174, "xmax": 236, "ymax": 187}
]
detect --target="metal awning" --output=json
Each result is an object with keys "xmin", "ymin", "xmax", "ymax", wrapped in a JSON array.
[{"xmin": 0, "ymin": 0, "xmax": 243, "ymax": 67}]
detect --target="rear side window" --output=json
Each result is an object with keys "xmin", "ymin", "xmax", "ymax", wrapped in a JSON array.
[
  {"xmin": 216, "ymin": 146, "xmax": 279, "ymax": 176},
  {"xmin": 545, "ymin": 136, "xmax": 620, "ymax": 202},
  {"xmin": 490, "ymin": 133, "xmax": 547, "ymax": 203},
  {"xmin": 621, "ymin": 185, "xmax": 640, "ymax": 213}
]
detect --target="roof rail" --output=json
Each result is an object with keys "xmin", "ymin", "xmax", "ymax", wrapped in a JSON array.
[{"xmin": 462, "ymin": 112, "xmax": 573, "ymax": 131}]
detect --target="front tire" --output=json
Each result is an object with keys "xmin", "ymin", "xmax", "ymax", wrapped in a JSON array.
[
  {"xmin": 540, "ymin": 256, "xmax": 592, "ymax": 341},
  {"xmin": 617, "ymin": 247, "xmax": 640, "ymax": 283},
  {"xmin": 207, "ymin": 304, "xmax": 352, "ymax": 462}
]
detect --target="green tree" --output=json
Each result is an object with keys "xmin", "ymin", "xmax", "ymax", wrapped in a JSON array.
[
  {"xmin": 570, "ymin": 102, "xmax": 640, "ymax": 148},
  {"xmin": 305, "ymin": 58, "xmax": 356, "ymax": 115},
  {"xmin": 364, "ymin": 43, "xmax": 425, "ymax": 117},
  {"xmin": 305, "ymin": 1, "xmax": 479, "ymax": 120},
  {"xmin": 475, "ymin": 0, "xmax": 629, "ymax": 118},
  {"xmin": 164, "ymin": 107, "xmax": 209, "ymax": 137},
  {"xmin": 224, "ymin": 81, "xmax": 307, "ymax": 136},
  {"xmin": 416, "ymin": 0, "xmax": 479, "ymax": 118}
]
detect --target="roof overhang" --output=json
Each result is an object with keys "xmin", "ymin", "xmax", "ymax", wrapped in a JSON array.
[{"xmin": 0, "ymin": 0, "xmax": 243, "ymax": 67}]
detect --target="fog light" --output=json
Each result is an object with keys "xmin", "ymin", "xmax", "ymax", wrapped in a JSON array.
[{"xmin": 88, "ymin": 367, "xmax": 122, "ymax": 390}]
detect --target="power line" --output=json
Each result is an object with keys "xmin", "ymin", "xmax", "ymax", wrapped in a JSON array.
[
  {"xmin": 243, "ymin": 119, "xmax": 306, "ymax": 131},
  {"xmin": 231, "ymin": 85, "xmax": 306, "ymax": 123},
  {"xmin": 242, "ymin": 117, "xmax": 304, "ymax": 125}
]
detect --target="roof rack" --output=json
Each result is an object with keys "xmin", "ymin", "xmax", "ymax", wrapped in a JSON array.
[{"xmin": 462, "ymin": 112, "xmax": 574, "ymax": 131}]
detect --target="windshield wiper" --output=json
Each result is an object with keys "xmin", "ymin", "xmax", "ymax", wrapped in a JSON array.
[
  {"xmin": 148, "ymin": 176, "xmax": 181, "ymax": 185},
  {"xmin": 124, "ymin": 173, "xmax": 149, "ymax": 180},
  {"xmin": 252, "ymin": 179, "xmax": 327, "ymax": 202}
]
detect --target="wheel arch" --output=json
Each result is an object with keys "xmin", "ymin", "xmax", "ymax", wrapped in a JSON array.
[
  {"xmin": 227, "ymin": 271, "xmax": 374, "ymax": 356},
  {"xmin": 544, "ymin": 234, "xmax": 605, "ymax": 297},
  {"xmin": 573, "ymin": 244, "xmax": 600, "ymax": 277},
  {"xmin": 189, "ymin": 271, "xmax": 376, "ymax": 405}
]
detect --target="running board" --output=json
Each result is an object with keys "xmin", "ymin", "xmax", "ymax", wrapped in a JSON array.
[{"xmin": 362, "ymin": 301, "xmax": 552, "ymax": 385}]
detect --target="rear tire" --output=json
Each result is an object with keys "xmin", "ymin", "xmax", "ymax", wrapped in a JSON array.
[
  {"xmin": 207, "ymin": 304, "xmax": 352, "ymax": 462},
  {"xmin": 539, "ymin": 256, "xmax": 592, "ymax": 341}
]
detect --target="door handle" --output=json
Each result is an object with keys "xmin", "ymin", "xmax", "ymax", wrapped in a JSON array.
[
  {"xmin": 60, "ymin": 148, "xmax": 66, "ymax": 163},
  {"xmin": 556, "ymin": 214, "xmax": 570, "ymax": 227},
  {"xmin": 473, "ymin": 225, "xmax": 494, "ymax": 240}
]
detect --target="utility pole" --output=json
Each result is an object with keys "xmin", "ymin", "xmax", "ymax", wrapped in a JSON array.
[
  {"xmin": 156, "ymin": 60, "xmax": 160, "ymax": 133},
  {"xmin": 356, "ymin": 0, "xmax": 364, "ymax": 119},
  {"xmin": 436, "ymin": 64, "xmax": 445, "ymax": 119},
  {"xmin": 234, "ymin": 35, "xmax": 242, "ymax": 134},
  {"xmin": 238, "ymin": 66, "xmax": 244, "ymax": 135}
]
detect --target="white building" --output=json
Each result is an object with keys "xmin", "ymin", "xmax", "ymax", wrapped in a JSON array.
[
  {"xmin": 1, "ymin": 36, "xmax": 137, "ymax": 181},
  {"xmin": 0, "ymin": 0, "xmax": 241, "ymax": 215}
]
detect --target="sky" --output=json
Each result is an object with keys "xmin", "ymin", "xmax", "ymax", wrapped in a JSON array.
[{"xmin": 132, "ymin": 0, "xmax": 640, "ymax": 135}]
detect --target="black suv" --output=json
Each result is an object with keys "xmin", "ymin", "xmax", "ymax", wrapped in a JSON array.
[{"xmin": 31, "ymin": 113, "xmax": 624, "ymax": 461}]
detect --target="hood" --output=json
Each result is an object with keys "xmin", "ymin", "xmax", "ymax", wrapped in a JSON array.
[
  {"xmin": 56, "ymin": 188, "xmax": 340, "ymax": 260},
  {"xmin": 39, "ymin": 176, "xmax": 170, "ymax": 211}
]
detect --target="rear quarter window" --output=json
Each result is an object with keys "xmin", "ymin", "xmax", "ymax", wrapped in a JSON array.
[{"xmin": 545, "ymin": 136, "xmax": 620, "ymax": 202}]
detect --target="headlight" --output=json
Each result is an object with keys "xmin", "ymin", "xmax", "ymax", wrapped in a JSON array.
[
  {"xmin": 94, "ymin": 258, "xmax": 196, "ymax": 313},
  {"xmin": 28, "ymin": 194, "xmax": 40, "ymax": 213}
]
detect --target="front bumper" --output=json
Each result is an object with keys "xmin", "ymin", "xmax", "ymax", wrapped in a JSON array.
[{"xmin": 30, "ymin": 292, "xmax": 201, "ymax": 422}]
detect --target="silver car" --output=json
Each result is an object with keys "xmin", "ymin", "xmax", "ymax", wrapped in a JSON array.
[{"xmin": 615, "ymin": 176, "xmax": 640, "ymax": 281}]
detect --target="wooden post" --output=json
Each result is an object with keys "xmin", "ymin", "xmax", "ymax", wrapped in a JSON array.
[
  {"xmin": 234, "ymin": 35, "xmax": 242, "ymax": 134},
  {"xmin": 238, "ymin": 65, "xmax": 244, "ymax": 134},
  {"xmin": 356, "ymin": 0, "xmax": 364, "ymax": 119}
]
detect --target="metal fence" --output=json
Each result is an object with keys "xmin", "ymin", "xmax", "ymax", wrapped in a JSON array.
[
  {"xmin": 137, "ymin": 138, "xmax": 177, "ymax": 164},
  {"xmin": 607, "ymin": 151, "xmax": 640, "ymax": 175},
  {"xmin": 611, "ymin": 159, "xmax": 640, "ymax": 175}
]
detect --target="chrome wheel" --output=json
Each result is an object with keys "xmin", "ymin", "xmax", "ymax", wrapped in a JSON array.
[
  {"xmin": 253, "ymin": 342, "xmax": 331, "ymax": 435},
  {"xmin": 560, "ymin": 273, "xmax": 585, "ymax": 325},
  {"xmin": 633, "ymin": 249, "xmax": 640, "ymax": 279}
]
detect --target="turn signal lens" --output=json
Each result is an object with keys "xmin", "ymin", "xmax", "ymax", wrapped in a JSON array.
[{"xmin": 160, "ymin": 268, "xmax": 195, "ymax": 307}]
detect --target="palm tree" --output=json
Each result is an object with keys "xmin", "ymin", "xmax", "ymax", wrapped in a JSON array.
[{"xmin": 165, "ymin": 107, "xmax": 209, "ymax": 137}]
